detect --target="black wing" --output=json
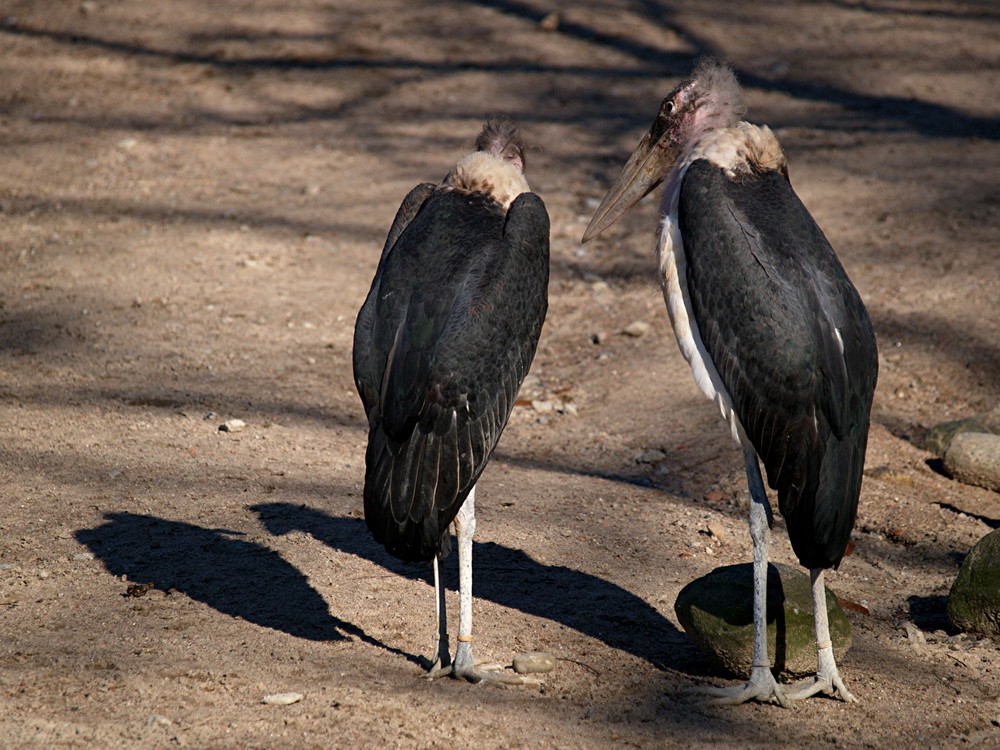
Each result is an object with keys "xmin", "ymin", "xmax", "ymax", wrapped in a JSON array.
[
  {"xmin": 353, "ymin": 182, "xmax": 435, "ymax": 411},
  {"xmin": 353, "ymin": 187, "xmax": 549, "ymax": 561},
  {"xmin": 679, "ymin": 160, "xmax": 878, "ymax": 569}
]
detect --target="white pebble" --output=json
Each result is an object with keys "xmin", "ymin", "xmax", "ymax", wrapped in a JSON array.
[
  {"xmin": 262, "ymin": 692, "xmax": 304, "ymax": 706},
  {"xmin": 219, "ymin": 419, "xmax": 246, "ymax": 433},
  {"xmin": 635, "ymin": 449, "xmax": 665, "ymax": 464},
  {"xmin": 531, "ymin": 400, "xmax": 554, "ymax": 414},
  {"xmin": 622, "ymin": 321, "xmax": 651, "ymax": 338}
]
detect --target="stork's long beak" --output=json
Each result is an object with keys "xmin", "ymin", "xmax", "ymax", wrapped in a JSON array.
[{"xmin": 582, "ymin": 123, "xmax": 681, "ymax": 243}]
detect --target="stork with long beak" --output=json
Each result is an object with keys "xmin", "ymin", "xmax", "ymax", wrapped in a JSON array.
[{"xmin": 584, "ymin": 59, "xmax": 878, "ymax": 706}]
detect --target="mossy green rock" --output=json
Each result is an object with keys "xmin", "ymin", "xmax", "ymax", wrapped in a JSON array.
[
  {"xmin": 948, "ymin": 528, "xmax": 1000, "ymax": 638},
  {"xmin": 674, "ymin": 563, "xmax": 852, "ymax": 678}
]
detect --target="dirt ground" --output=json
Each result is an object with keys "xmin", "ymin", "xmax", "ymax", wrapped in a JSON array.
[{"xmin": 1, "ymin": 1, "xmax": 999, "ymax": 748}]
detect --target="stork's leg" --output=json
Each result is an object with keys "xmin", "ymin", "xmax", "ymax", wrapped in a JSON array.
[
  {"xmin": 783, "ymin": 568, "xmax": 858, "ymax": 702},
  {"xmin": 690, "ymin": 448, "xmax": 790, "ymax": 707},
  {"xmin": 424, "ymin": 555, "xmax": 452, "ymax": 678},
  {"xmin": 449, "ymin": 487, "xmax": 540, "ymax": 685}
]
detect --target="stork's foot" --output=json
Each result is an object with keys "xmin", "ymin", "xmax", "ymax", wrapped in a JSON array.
[
  {"xmin": 783, "ymin": 648, "xmax": 857, "ymax": 703},
  {"xmin": 445, "ymin": 641, "xmax": 542, "ymax": 686},
  {"xmin": 423, "ymin": 658, "xmax": 452, "ymax": 680},
  {"xmin": 688, "ymin": 665, "xmax": 791, "ymax": 708},
  {"xmin": 783, "ymin": 674, "xmax": 857, "ymax": 703}
]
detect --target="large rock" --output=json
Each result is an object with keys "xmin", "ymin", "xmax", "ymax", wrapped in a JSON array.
[
  {"xmin": 948, "ymin": 528, "xmax": 1000, "ymax": 638},
  {"xmin": 944, "ymin": 432, "xmax": 1000, "ymax": 493},
  {"xmin": 674, "ymin": 563, "xmax": 851, "ymax": 678},
  {"xmin": 921, "ymin": 405, "xmax": 1000, "ymax": 457}
]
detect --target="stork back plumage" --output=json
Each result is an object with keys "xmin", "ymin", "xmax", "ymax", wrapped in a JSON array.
[
  {"xmin": 677, "ymin": 161, "xmax": 877, "ymax": 568},
  {"xmin": 353, "ymin": 127, "xmax": 549, "ymax": 562}
]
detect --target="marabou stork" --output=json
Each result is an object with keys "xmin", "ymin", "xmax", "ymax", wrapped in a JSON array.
[
  {"xmin": 353, "ymin": 118, "xmax": 549, "ymax": 683},
  {"xmin": 583, "ymin": 59, "xmax": 878, "ymax": 705}
]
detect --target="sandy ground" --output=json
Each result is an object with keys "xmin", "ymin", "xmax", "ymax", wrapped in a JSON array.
[{"xmin": 1, "ymin": 1, "xmax": 999, "ymax": 747}]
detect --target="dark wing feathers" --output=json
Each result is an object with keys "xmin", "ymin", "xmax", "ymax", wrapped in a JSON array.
[
  {"xmin": 353, "ymin": 182, "xmax": 436, "ymax": 412},
  {"xmin": 354, "ymin": 188, "xmax": 549, "ymax": 561},
  {"xmin": 679, "ymin": 160, "xmax": 877, "ymax": 569}
]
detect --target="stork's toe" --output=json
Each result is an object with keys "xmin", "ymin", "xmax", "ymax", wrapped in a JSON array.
[{"xmin": 688, "ymin": 665, "xmax": 791, "ymax": 708}]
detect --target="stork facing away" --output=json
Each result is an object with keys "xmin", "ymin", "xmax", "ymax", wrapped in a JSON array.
[
  {"xmin": 353, "ymin": 118, "xmax": 549, "ymax": 683},
  {"xmin": 583, "ymin": 59, "xmax": 878, "ymax": 706}
]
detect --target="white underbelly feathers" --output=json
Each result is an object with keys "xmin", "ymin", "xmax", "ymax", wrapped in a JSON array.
[{"xmin": 658, "ymin": 201, "xmax": 746, "ymax": 444}]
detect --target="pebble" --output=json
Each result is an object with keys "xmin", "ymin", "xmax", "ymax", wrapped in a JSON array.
[
  {"xmin": 531, "ymin": 400, "xmax": 554, "ymax": 414},
  {"xmin": 219, "ymin": 419, "xmax": 246, "ymax": 433},
  {"xmin": 262, "ymin": 692, "xmax": 304, "ymax": 706},
  {"xmin": 622, "ymin": 321, "xmax": 651, "ymax": 338},
  {"xmin": 635, "ymin": 449, "xmax": 665, "ymax": 464},
  {"xmin": 539, "ymin": 11, "xmax": 560, "ymax": 31},
  {"xmin": 707, "ymin": 522, "xmax": 727, "ymax": 543},
  {"xmin": 512, "ymin": 651, "xmax": 556, "ymax": 674}
]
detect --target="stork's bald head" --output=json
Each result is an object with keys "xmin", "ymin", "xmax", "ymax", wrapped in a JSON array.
[
  {"xmin": 655, "ymin": 58, "xmax": 746, "ymax": 153},
  {"xmin": 582, "ymin": 58, "xmax": 748, "ymax": 242},
  {"xmin": 474, "ymin": 116, "xmax": 526, "ymax": 173}
]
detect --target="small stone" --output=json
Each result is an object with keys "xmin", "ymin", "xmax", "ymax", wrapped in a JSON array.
[
  {"xmin": 262, "ymin": 692, "xmax": 304, "ymax": 706},
  {"xmin": 219, "ymin": 419, "xmax": 246, "ymax": 433},
  {"xmin": 512, "ymin": 651, "xmax": 556, "ymax": 674},
  {"xmin": 622, "ymin": 321, "xmax": 651, "ymax": 338},
  {"xmin": 590, "ymin": 280, "xmax": 610, "ymax": 294},
  {"xmin": 73, "ymin": 552, "xmax": 95, "ymax": 561},
  {"xmin": 901, "ymin": 621, "xmax": 927, "ymax": 650},
  {"xmin": 635, "ymin": 449, "xmax": 666, "ymax": 464},
  {"xmin": 539, "ymin": 11, "xmax": 559, "ymax": 31},
  {"xmin": 944, "ymin": 432, "xmax": 1000, "ymax": 492},
  {"xmin": 531, "ymin": 400, "xmax": 554, "ymax": 414},
  {"xmin": 590, "ymin": 330, "xmax": 608, "ymax": 345},
  {"xmin": 707, "ymin": 523, "xmax": 727, "ymax": 543}
]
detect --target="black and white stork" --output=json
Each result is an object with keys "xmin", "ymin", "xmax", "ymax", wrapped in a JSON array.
[
  {"xmin": 353, "ymin": 118, "xmax": 549, "ymax": 683},
  {"xmin": 583, "ymin": 59, "xmax": 878, "ymax": 705}
]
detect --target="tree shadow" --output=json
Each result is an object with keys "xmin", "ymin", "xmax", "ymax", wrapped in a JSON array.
[
  {"xmin": 250, "ymin": 502, "xmax": 707, "ymax": 675},
  {"xmin": 74, "ymin": 512, "xmax": 421, "ymax": 665},
  {"xmin": 472, "ymin": 0, "xmax": 1000, "ymax": 140}
]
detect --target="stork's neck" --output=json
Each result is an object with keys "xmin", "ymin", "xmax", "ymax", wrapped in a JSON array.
[
  {"xmin": 661, "ymin": 121, "xmax": 786, "ymax": 216},
  {"xmin": 443, "ymin": 152, "xmax": 529, "ymax": 211}
]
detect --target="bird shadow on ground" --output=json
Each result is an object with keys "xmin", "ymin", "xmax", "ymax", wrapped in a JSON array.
[
  {"xmin": 75, "ymin": 512, "xmax": 422, "ymax": 666},
  {"xmin": 249, "ymin": 502, "xmax": 708, "ymax": 676}
]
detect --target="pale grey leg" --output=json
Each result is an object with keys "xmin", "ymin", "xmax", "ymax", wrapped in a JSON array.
[
  {"xmin": 452, "ymin": 486, "xmax": 478, "ymax": 677},
  {"xmin": 783, "ymin": 568, "xmax": 858, "ymax": 702},
  {"xmin": 690, "ymin": 447, "xmax": 790, "ymax": 707},
  {"xmin": 448, "ymin": 486, "xmax": 540, "ymax": 685},
  {"xmin": 424, "ymin": 555, "xmax": 452, "ymax": 678}
]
